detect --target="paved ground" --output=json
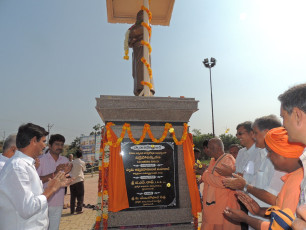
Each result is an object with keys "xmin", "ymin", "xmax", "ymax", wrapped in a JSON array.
[{"xmin": 59, "ymin": 173, "xmax": 99, "ymax": 230}]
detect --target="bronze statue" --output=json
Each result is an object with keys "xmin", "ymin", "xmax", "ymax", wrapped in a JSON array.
[{"xmin": 128, "ymin": 10, "xmax": 155, "ymax": 96}]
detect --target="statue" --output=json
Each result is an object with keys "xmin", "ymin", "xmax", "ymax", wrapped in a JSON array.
[{"xmin": 128, "ymin": 10, "xmax": 155, "ymax": 96}]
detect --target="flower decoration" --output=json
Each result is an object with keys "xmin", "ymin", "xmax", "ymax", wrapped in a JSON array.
[
  {"xmin": 141, "ymin": 40, "xmax": 152, "ymax": 54},
  {"xmin": 141, "ymin": 5, "xmax": 152, "ymax": 22},
  {"xmin": 106, "ymin": 122, "xmax": 188, "ymax": 146},
  {"xmin": 140, "ymin": 57, "xmax": 153, "ymax": 79},
  {"xmin": 141, "ymin": 81, "xmax": 153, "ymax": 90},
  {"xmin": 123, "ymin": 30, "xmax": 130, "ymax": 60},
  {"xmin": 141, "ymin": 22, "xmax": 152, "ymax": 38}
]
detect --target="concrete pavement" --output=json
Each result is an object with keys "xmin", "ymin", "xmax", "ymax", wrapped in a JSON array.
[{"xmin": 59, "ymin": 173, "xmax": 99, "ymax": 230}]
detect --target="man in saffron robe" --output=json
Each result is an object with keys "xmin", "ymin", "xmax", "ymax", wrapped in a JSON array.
[
  {"xmin": 199, "ymin": 138, "xmax": 240, "ymax": 230},
  {"xmin": 224, "ymin": 127, "xmax": 305, "ymax": 230}
]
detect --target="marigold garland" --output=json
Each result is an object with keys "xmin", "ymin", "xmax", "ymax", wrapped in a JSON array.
[
  {"xmin": 106, "ymin": 122, "xmax": 188, "ymax": 147},
  {"xmin": 141, "ymin": 22, "xmax": 152, "ymax": 38},
  {"xmin": 141, "ymin": 81, "xmax": 153, "ymax": 90},
  {"xmin": 95, "ymin": 138, "xmax": 110, "ymax": 230},
  {"xmin": 140, "ymin": 57, "xmax": 153, "ymax": 79},
  {"xmin": 141, "ymin": 40, "xmax": 152, "ymax": 54},
  {"xmin": 141, "ymin": 5, "xmax": 152, "ymax": 22}
]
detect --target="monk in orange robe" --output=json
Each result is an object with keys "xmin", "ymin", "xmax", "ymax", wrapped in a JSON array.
[{"xmin": 199, "ymin": 138, "xmax": 241, "ymax": 230}]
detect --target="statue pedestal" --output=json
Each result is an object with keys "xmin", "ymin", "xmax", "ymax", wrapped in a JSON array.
[{"xmin": 96, "ymin": 95, "xmax": 198, "ymax": 229}]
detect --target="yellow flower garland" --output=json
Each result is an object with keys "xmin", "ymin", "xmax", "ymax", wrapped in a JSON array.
[
  {"xmin": 106, "ymin": 122, "xmax": 188, "ymax": 147},
  {"xmin": 141, "ymin": 5, "xmax": 152, "ymax": 22},
  {"xmin": 140, "ymin": 57, "xmax": 153, "ymax": 78},
  {"xmin": 141, "ymin": 40, "xmax": 152, "ymax": 54},
  {"xmin": 141, "ymin": 81, "xmax": 153, "ymax": 90},
  {"xmin": 141, "ymin": 22, "xmax": 152, "ymax": 38}
]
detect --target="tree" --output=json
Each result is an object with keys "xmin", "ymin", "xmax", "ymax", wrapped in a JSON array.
[
  {"xmin": 90, "ymin": 124, "xmax": 103, "ymax": 136},
  {"xmin": 192, "ymin": 129, "xmax": 202, "ymax": 136},
  {"xmin": 191, "ymin": 129, "xmax": 214, "ymax": 160},
  {"xmin": 67, "ymin": 136, "xmax": 81, "ymax": 156},
  {"xmin": 219, "ymin": 133, "xmax": 240, "ymax": 151},
  {"xmin": 191, "ymin": 129, "xmax": 240, "ymax": 160}
]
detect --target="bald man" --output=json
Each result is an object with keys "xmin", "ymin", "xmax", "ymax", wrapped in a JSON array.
[{"xmin": 200, "ymin": 138, "xmax": 240, "ymax": 230}]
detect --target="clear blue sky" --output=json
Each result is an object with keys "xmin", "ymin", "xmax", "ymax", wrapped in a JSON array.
[{"xmin": 0, "ymin": 0, "xmax": 305, "ymax": 144}]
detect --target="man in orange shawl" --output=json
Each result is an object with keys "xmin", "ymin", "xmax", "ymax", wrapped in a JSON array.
[
  {"xmin": 198, "ymin": 138, "xmax": 240, "ymax": 230},
  {"xmin": 224, "ymin": 127, "xmax": 305, "ymax": 229}
]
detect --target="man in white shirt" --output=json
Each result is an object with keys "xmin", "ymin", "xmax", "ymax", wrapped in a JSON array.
[
  {"xmin": 235, "ymin": 121, "xmax": 260, "ymax": 184},
  {"xmin": 69, "ymin": 149, "xmax": 86, "ymax": 215},
  {"xmin": 0, "ymin": 134, "xmax": 17, "ymax": 171},
  {"xmin": 0, "ymin": 123, "xmax": 72, "ymax": 230}
]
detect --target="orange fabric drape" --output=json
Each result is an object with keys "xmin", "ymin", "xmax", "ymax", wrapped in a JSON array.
[
  {"xmin": 183, "ymin": 133, "xmax": 202, "ymax": 217},
  {"xmin": 108, "ymin": 129, "xmax": 129, "ymax": 212}
]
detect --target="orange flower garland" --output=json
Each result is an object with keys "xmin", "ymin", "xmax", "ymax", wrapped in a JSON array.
[
  {"xmin": 106, "ymin": 122, "xmax": 188, "ymax": 147},
  {"xmin": 141, "ymin": 5, "xmax": 152, "ymax": 22},
  {"xmin": 140, "ymin": 57, "xmax": 153, "ymax": 78},
  {"xmin": 141, "ymin": 40, "xmax": 152, "ymax": 54},
  {"xmin": 141, "ymin": 22, "xmax": 152, "ymax": 38},
  {"xmin": 141, "ymin": 81, "xmax": 153, "ymax": 90}
]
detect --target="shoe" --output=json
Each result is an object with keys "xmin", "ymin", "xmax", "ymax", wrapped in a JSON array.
[{"xmin": 77, "ymin": 211, "xmax": 83, "ymax": 214}]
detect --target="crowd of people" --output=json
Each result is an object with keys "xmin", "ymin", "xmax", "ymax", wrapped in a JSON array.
[
  {"xmin": 195, "ymin": 83, "xmax": 306, "ymax": 230},
  {"xmin": 0, "ymin": 125, "xmax": 85, "ymax": 230},
  {"xmin": 0, "ymin": 83, "xmax": 305, "ymax": 230}
]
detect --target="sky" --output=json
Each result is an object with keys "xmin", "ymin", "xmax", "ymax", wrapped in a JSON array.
[{"xmin": 0, "ymin": 0, "xmax": 306, "ymax": 144}]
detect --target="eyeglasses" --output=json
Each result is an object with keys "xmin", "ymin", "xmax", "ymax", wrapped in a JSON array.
[{"xmin": 236, "ymin": 132, "xmax": 246, "ymax": 136}]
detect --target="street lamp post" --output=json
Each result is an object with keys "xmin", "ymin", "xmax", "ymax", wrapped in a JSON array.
[{"xmin": 203, "ymin": 57, "xmax": 216, "ymax": 137}]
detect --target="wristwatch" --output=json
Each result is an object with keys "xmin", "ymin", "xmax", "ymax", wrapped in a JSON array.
[{"xmin": 243, "ymin": 183, "xmax": 248, "ymax": 193}]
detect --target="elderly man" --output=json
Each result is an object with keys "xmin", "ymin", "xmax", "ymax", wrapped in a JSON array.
[
  {"xmin": 37, "ymin": 134, "xmax": 72, "ymax": 230},
  {"xmin": 199, "ymin": 138, "xmax": 240, "ymax": 230},
  {"xmin": 224, "ymin": 127, "xmax": 305, "ymax": 230},
  {"xmin": 0, "ymin": 134, "xmax": 17, "ymax": 171},
  {"xmin": 0, "ymin": 123, "xmax": 72, "ymax": 230},
  {"xmin": 277, "ymin": 83, "xmax": 306, "ymax": 229}
]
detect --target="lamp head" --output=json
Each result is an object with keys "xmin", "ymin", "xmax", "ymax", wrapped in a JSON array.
[
  {"xmin": 210, "ymin": 57, "xmax": 216, "ymax": 67},
  {"xmin": 203, "ymin": 58, "xmax": 210, "ymax": 68}
]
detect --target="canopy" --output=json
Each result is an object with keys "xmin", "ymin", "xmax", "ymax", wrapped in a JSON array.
[{"xmin": 106, "ymin": 0, "xmax": 175, "ymax": 26}]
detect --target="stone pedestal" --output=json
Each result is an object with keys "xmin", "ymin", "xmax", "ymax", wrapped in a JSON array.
[{"xmin": 96, "ymin": 95, "xmax": 198, "ymax": 229}]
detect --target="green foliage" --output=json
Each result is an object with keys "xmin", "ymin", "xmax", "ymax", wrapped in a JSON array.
[
  {"xmin": 192, "ymin": 129, "xmax": 202, "ymax": 137},
  {"xmin": 219, "ymin": 134, "xmax": 240, "ymax": 151},
  {"xmin": 89, "ymin": 124, "xmax": 102, "ymax": 136},
  {"xmin": 191, "ymin": 129, "xmax": 213, "ymax": 160},
  {"xmin": 191, "ymin": 130, "xmax": 240, "ymax": 159},
  {"xmin": 67, "ymin": 136, "xmax": 81, "ymax": 155}
]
